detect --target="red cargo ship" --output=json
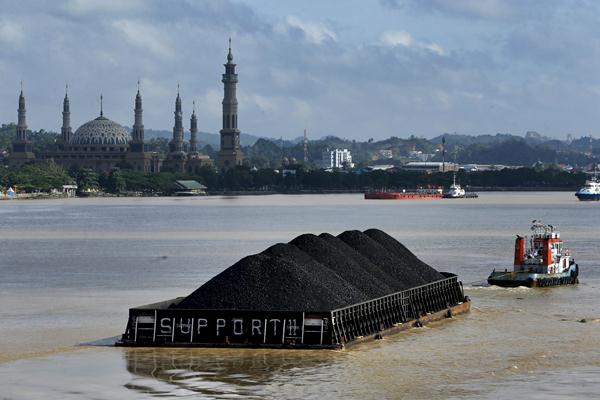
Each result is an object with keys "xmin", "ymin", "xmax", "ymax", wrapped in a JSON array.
[{"xmin": 364, "ymin": 188, "xmax": 443, "ymax": 200}]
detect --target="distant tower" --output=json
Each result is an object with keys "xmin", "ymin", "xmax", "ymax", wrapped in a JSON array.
[
  {"xmin": 189, "ymin": 101, "xmax": 198, "ymax": 153},
  {"xmin": 170, "ymin": 85, "xmax": 185, "ymax": 153},
  {"xmin": 130, "ymin": 81, "xmax": 145, "ymax": 152},
  {"xmin": 217, "ymin": 38, "xmax": 243, "ymax": 170},
  {"xmin": 61, "ymin": 85, "xmax": 72, "ymax": 144},
  {"xmin": 9, "ymin": 82, "xmax": 35, "ymax": 166},
  {"xmin": 441, "ymin": 135, "xmax": 446, "ymax": 172},
  {"xmin": 17, "ymin": 83, "xmax": 27, "ymax": 142},
  {"xmin": 566, "ymin": 133, "xmax": 573, "ymax": 144},
  {"xmin": 303, "ymin": 129, "xmax": 308, "ymax": 163}
]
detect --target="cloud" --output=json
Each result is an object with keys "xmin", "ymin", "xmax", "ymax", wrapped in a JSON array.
[
  {"xmin": 112, "ymin": 19, "xmax": 173, "ymax": 59},
  {"xmin": 0, "ymin": 18, "xmax": 25, "ymax": 48},
  {"xmin": 380, "ymin": 30, "xmax": 445, "ymax": 55},
  {"xmin": 62, "ymin": 0, "xmax": 146, "ymax": 16},
  {"xmin": 382, "ymin": 0, "xmax": 514, "ymax": 20},
  {"xmin": 423, "ymin": 0, "xmax": 513, "ymax": 20},
  {"xmin": 252, "ymin": 94, "xmax": 278, "ymax": 114},
  {"xmin": 1, "ymin": 0, "xmax": 600, "ymax": 140},
  {"xmin": 276, "ymin": 15, "xmax": 337, "ymax": 44}
]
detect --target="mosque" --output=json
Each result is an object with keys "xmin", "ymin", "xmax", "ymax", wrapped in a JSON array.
[{"xmin": 9, "ymin": 42, "xmax": 243, "ymax": 173}]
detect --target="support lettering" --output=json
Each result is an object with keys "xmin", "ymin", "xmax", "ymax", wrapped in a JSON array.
[
  {"xmin": 232, "ymin": 318, "xmax": 244, "ymax": 335},
  {"xmin": 251, "ymin": 319, "xmax": 262, "ymax": 336},
  {"xmin": 216, "ymin": 318, "xmax": 226, "ymax": 336}
]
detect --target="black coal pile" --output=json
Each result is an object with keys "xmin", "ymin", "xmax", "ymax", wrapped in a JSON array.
[
  {"xmin": 175, "ymin": 229, "xmax": 445, "ymax": 311},
  {"xmin": 297, "ymin": 233, "xmax": 396, "ymax": 298},
  {"xmin": 363, "ymin": 229, "xmax": 444, "ymax": 283}
]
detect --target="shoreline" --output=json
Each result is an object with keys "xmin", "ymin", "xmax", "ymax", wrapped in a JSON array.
[{"xmin": 0, "ymin": 187, "xmax": 579, "ymax": 200}]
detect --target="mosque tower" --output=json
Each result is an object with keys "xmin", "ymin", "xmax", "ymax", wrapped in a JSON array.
[
  {"xmin": 17, "ymin": 84, "xmax": 28, "ymax": 142},
  {"xmin": 9, "ymin": 83, "xmax": 35, "ymax": 166},
  {"xmin": 61, "ymin": 85, "xmax": 72, "ymax": 145},
  {"xmin": 162, "ymin": 85, "xmax": 187, "ymax": 173},
  {"xmin": 217, "ymin": 38, "xmax": 243, "ymax": 170},
  {"xmin": 189, "ymin": 101, "xmax": 198, "ymax": 153},
  {"xmin": 170, "ymin": 86, "xmax": 185, "ymax": 153},
  {"xmin": 130, "ymin": 81, "xmax": 145, "ymax": 152}
]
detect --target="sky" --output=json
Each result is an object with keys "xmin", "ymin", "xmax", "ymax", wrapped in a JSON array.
[{"xmin": 1, "ymin": 0, "xmax": 600, "ymax": 140}]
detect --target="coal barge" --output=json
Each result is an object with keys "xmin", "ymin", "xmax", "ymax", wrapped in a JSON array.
[{"xmin": 118, "ymin": 229, "xmax": 470, "ymax": 349}]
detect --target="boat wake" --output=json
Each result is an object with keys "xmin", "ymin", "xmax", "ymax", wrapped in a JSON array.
[{"xmin": 79, "ymin": 336, "xmax": 120, "ymax": 347}]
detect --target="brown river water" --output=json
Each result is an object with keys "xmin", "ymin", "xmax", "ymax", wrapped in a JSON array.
[{"xmin": 0, "ymin": 193, "xmax": 599, "ymax": 399}]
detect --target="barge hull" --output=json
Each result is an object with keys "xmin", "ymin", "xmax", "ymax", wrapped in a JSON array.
[
  {"xmin": 364, "ymin": 192, "xmax": 442, "ymax": 200},
  {"xmin": 118, "ymin": 273, "xmax": 468, "ymax": 349}
]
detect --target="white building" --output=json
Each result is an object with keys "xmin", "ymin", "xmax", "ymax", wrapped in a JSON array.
[
  {"xmin": 402, "ymin": 161, "xmax": 458, "ymax": 172},
  {"xmin": 378, "ymin": 149, "xmax": 393, "ymax": 159},
  {"xmin": 408, "ymin": 150, "xmax": 434, "ymax": 161},
  {"xmin": 322, "ymin": 148, "xmax": 354, "ymax": 169}
]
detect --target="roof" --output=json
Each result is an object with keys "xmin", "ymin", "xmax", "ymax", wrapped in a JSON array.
[
  {"xmin": 172, "ymin": 180, "xmax": 207, "ymax": 190},
  {"xmin": 70, "ymin": 116, "xmax": 130, "ymax": 145}
]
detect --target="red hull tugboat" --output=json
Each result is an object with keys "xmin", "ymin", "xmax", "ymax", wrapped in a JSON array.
[{"xmin": 488, "ymin": 221, "xmax": 579, "ymax": 288}]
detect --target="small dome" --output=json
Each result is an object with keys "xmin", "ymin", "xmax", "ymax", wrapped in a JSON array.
[{"xmin": 71, "ymin": 116, "xmax": 130, "ymax": 145}]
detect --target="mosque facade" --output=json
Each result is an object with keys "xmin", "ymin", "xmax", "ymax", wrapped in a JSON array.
[{"xmin": 9, "ymin": 43, "xmax": 242, "ymax": 173}]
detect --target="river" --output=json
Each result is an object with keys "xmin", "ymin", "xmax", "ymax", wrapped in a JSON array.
[{"xmin": 0, "ymin": 193, "xmax": 598, "ymax": 399}]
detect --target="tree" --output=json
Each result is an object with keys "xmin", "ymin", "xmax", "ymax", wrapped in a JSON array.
[
  {"xmin": 104, "ymin": 169, "xmax": 126, "ymax": 193},
  {"xmin": 74, "ymin": 168, "xmax": 99, "ymax": 192}
]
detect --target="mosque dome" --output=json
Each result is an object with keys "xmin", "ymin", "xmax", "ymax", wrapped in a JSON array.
[{"xmin": 70, "ymin": 116, "xmax": 130, "ymax": 145}]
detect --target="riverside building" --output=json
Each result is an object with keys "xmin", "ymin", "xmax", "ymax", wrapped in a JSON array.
[
  {"xmin": 322, "ymin": 148, "xmax": 354, "ymax": 169},
  {"xmin": 9, "ymin": 42, "xmax": 242, "ymax": 173}
]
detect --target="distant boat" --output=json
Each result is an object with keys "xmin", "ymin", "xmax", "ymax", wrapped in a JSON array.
[
  {"xmin": 443, "ymin": 173, "xmax": 466, "ymax": 198},
  {"xmin": 364, "ymin": 188, "xmax": 443, "ymax": 200},
  {"xmin": 575, "ymin": 169, "xmax": 600, "ymax": 201}
]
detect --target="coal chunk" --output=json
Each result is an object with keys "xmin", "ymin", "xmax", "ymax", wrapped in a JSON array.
[
  {"xmin": 337, "ymin": 230, "xmax": 427, "ymax": 290},
  {"xmin": 364, "ymin": 228, "xmax": 445, "ymax": 283},
  {"xmin": 175, "ymin": 229, "xmax": 445, "ymax": 311},
  {"xmin": 310, "ymin": 233, "xmax": 396, "ymax": 297},
  {"xmin": 176, "ymin": 252, "xmax": 350, "ymax": 311},
  {"xmin": 263, "ymin": 242, "xmax": 367, "ymax": 307}
]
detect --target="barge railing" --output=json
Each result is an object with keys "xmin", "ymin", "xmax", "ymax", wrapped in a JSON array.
[
  {"xmin": 330, "ymin": 273, "xmax": 464, "ymax": 345},
  {"xmin": 119, "ymin": 273, "xmax": 466, "ymax": 348}
]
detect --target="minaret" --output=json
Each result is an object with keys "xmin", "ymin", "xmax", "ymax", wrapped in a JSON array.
[
  {"xmin": 131, "ymin": 81, "xmax": 145, "ymax": 152},
  {"xmin": 61, "ymin": 84, "xmax": 72, "ymax": 144},
  {"xmin": 217, "ymin": 38, "xmax": 243, "ymax": 170},
  {"xmin": 10, "ymin": 81, "xmax": 35, "ymax": 165},
  {"xmin": 17, "ymin": 82, "xmax": 27, "ymax": 141},
  {"xmin": 189, "ymin": 100, "xmax": 198, "ymax": 153},
  {"xmin": 170, "ymin": 85, "xmax": 184, "ymax": 153}
]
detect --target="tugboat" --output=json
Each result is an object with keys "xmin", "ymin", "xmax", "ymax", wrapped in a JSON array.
[
  {"xmin": 575, "ymin": 169, "xmax": 600, "ymax": 201},
  {"xmin": 488, "ymin": 221, "xmax": 579, "ymax": 287},
  {"xmin": 443, "ymin": 173, "xmax": 466, "ymax": 198}
]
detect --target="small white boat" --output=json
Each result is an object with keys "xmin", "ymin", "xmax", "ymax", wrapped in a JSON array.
[
  {"xmin": 575, "ymin": 169, "xmax": 600, "ymax": 201},
  {"xmin": 444, "ymin": 174, "xmax": 466, "ymax": 198}
]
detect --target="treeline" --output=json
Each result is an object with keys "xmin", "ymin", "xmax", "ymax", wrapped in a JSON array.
[
  {"xmin": 0, "ymin": 162, "xmax": 72, "ymax": 192},
  {"xmin": 0, "ymin": 161, "xmax": 587, "ymax": 194},
  {"xmin": 3, "ymin": 120, "xmax": 599, "ymax": 168}
]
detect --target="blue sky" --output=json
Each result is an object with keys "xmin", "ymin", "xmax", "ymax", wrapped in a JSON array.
[{"xmin": 1, "ymin": 0, "xmax": 599, "ymax": 140}]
